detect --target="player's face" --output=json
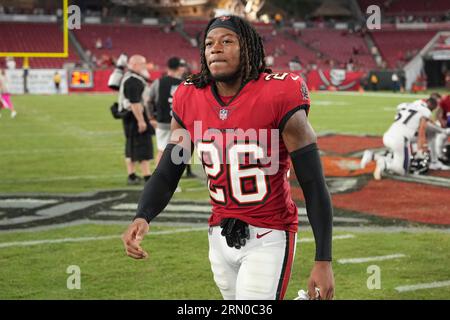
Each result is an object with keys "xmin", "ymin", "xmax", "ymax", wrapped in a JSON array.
[{"xmin": 205, "ymin": 28, "xmax": 240, "ymax": 82}]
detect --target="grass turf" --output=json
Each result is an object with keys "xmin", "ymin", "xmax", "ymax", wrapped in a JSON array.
[{"xmin": 1, "ymin": 92, "xmax": 449, "ymax": 300}]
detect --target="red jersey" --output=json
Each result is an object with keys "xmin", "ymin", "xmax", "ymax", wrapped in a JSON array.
[
  {"xmin": 439, "ymin": 95, "xmax": 450, "ymax": 122},
  {"xmin": 172, "ymin": 72, "xmax": 311, "ymax": 232}
]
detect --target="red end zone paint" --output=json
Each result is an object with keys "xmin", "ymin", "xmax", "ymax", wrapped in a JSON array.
[
  {"xmin": 429, "ymin": 170, "xmax": 450, "ymax": 179},
  {"xmin": 289, "ymin": 156, "xmax": 375, "ymax": 178},
  {"xmin": 291, "ymin": 134, "xmax": 450, "ymax": 226},
  {"xmin": 292, "ymin": 180, "xmax": 450, "ymax": 225},
  {"xmin": 331, "ymin": 180, "xmax": 450, "ymax": 225},
  {"xmin": 318, "ymin": 135, "xmax": 383, "ymax": 154}
]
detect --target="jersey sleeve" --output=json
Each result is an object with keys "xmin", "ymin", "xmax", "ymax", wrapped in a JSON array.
[
  {"xmin": 171, "ymin": 81, "xmax": 187, "ymax": 128},
  {"xmin": 148, "ymin": 79, "xmax": 159, "ymax": 103},
  {"xmin": 420, "ymin": 107, "xmax": 432, "ymax": 120},
  {"xmin": 123, "ymin": 77, "xmax": 144, "ymax": 103},
  {"xmin": 275, "ymin": 74, "xmax": 311, "ymax": 131}
]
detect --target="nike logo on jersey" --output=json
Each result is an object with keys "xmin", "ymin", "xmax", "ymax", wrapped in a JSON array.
[
  {"xmin": 291, "ymin": 75, "xmax": 300, "ymax": 81},
  {"xmin": 256, "ymin": 230, "xmax": 273, "ymax": 239}
]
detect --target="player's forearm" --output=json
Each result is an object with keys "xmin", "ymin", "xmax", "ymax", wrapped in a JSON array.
[
  {"xmin": 418, "ymin": 119, "xmax": 428, "ymax": 149},
  {"xmin": 435, "ymin": 108, "xmax": 446, "ymax": 127},
  {"xmin": 134, "ymin": 143, "xmax": 189, "ymax": 223},
  {"xmin": 426, "ymin": 121, "xmax": 446, "ymax": 134},
  {"xmin": 130, "ymin": 103, "xmax": 146, "ymax": 124},
  {"xmin": 290, "ymin": 143, "xmax": 333, "ymax": 261}
]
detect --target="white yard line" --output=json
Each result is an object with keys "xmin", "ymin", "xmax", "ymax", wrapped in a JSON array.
[
  {"xmin": 395, "ymin": 280, "xmax": 450, "ymax": 293},
  {"xmin": 0, "ymin": 174, "xmax": 125, "ymax": 183},
  {"xmin": 337, "ymin": 253, "xmax": 406, "ymax": 264},
  {"xmin": 314, "ymin": 91, "xmax": 427, "ymax": 99},
  {"xmin": 298, "ymin": 234, "xmax": 355, "ymax": 243},
  {"xmin": 0, "ymin": 227, "xmax": 208, "ymax": 249}
]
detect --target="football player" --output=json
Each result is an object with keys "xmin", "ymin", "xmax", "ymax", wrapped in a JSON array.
[
  {"xmin": 122, "ymin": 15, "xmax": 334, "ymax": 300},
  {"xmin": 427, "ymin": 93, "xmax": 450, "ymax": 170},
  {"xmin": 361, "ymin": 95, "xmax": 445, "ymax": 178}
]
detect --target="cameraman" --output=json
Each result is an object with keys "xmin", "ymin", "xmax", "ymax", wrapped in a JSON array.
[{"xmin": 118, "ymin": 55, "xmax": 154, "ymax": 185}]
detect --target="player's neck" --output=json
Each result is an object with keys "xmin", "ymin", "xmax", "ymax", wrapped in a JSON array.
[{"xmin": 215, "ymin": 78, "xmax": 243, "ymax": 97}]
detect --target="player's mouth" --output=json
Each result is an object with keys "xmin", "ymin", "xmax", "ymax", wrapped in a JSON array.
[{"xmin": 209, "ymin": 59, "xmax": 227, "ymax": 65}]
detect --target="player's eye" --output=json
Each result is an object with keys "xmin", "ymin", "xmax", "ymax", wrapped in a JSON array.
[
  {"xmin": 223, "ymin": 39, "xmax": 232, "ymax": 44},
  {"xmin": 205, "ymin": 42, "xmax": 212, "ymax": 47}
]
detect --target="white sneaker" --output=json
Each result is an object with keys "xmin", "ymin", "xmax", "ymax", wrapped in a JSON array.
[
  {"xmin": 360, "ymin": 150, "xmax": 374, "ymax": 169},
  {"xmin": 430, "ymin": 161, "xmax": 450, "ymax": 171},
  {"xmin": 373, "ymin": 158, "xmax": 385, "ymax": 180},
  {"xmin": 11, "ymin": 111, "xmax": 17, "ymax": 118}
]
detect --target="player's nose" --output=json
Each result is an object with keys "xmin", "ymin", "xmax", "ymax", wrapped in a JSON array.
[{"xmin": 210, "ymin": 41, "xmax": 224, "ymax": 54}]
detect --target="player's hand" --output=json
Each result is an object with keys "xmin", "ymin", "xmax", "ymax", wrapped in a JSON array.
[
  {"xmin": 308, "ymin": 261, "xmax": 335, "ymax": 300},
  {"xmin": 417, "ymin": 147, "xmax": 429, "ymax": 155},
  {"xmin": 122, "ymin": 218, "xmax": 149, "ymax": 259},
  {"xmin": 138, "ymin": 121, "xmax": 147, "ymax": 133}
]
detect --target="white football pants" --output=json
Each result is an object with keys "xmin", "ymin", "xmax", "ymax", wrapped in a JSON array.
[
  {"xmin": 427, "ymin": 129, "xmax": 448, "ymax": 163},
  {"xmin": 379, "ymin": 132, "xmax": 411, "ymax": 175},
  {"xmin": 208, "ymin": 224, "xmax": 297, "ymax": 300}
]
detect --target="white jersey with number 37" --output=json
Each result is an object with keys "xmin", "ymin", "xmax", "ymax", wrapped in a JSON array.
[{"xmin": 386, "ymin": 100, "xmax": 431, "ymax": 140}]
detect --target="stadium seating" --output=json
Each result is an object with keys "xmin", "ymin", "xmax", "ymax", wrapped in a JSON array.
[
  {"xmin": 358, "ymin": 0, "xmax": 450, "ymax": 16},
  {"xmin": 73, "ymin": 24, "xmax": 201, "ymax": 70},
  {"xmin": 0, "ymin": 22, "xmax": 80, "ymax": 68},
  {"xmin": 370, "ymin": 30, "xmax": 437, "ymax": 68},
  {"xmin": 0, "ymin": 19, "xmax": 443, "ymax": 72},
  {"xmin": 299, "ymin": 28, "xmax": 376, "ymax": 70}
]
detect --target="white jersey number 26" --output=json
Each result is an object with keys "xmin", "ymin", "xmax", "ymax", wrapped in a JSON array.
[{"xmin": 196, "ymin": 142, "xmax": 269, "ymax": 205}]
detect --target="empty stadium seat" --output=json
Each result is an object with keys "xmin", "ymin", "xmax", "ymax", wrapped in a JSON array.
[{"xmin": 0, "ymin": 22, "xmax": 80, "ymax": 68}]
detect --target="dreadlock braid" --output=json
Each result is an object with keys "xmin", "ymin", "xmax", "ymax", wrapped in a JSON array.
[{"xmin": 187, "ymin": 15, "xmax": 272, "ymax": 89}]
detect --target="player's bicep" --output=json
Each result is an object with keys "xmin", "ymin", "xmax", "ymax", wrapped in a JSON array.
[{"xmin": 281, "ymin": 109, "xmax": 317, "ymax": 153}]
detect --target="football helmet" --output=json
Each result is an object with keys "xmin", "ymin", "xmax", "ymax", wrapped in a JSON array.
[
  {"xmin": 409, "ymin": 150, "xmax": 431, "ymax": 175},
  {"xmin": 439, "ymin": 143, "xmax": 450, "ymax": 165}
]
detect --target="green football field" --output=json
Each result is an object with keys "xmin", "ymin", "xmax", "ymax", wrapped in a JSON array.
[{"xmin": 0, "ymin": 92, "xmax": 449, "ymax": 300}]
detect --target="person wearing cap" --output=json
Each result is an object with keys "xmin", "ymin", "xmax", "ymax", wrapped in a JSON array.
[
  {"xmin": 148, "ymin": 57, "xmax": 196, "ymax": 178},
  {"xmin": 148, "ymin": 57, "xmax": 185, "ymax": 163}
]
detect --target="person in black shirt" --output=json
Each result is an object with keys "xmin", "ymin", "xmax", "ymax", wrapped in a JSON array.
[
  {"xmin": 148, "ymin": 57, "xmax": 196, "ymax": 178},
  {"xmin": 148, "ymin": 57, "xmax": 186, "ymax": 163},
  {"xmin": 119, "ymin": 55, "xmax": 154, "ymax": 185}
]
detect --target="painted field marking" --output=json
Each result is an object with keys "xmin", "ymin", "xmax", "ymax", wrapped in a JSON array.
[
  {"xmin": 0, "ymin": 175, "xmax": 125, "ymax": 183},
  {"xmin": 0, "ymin": 227, "xmax": 208, "ymax": 249},
  {"xmin": 0, "ymin": 145, "xmax": 123, "ymax": 155},
  {"xmin": 0, "ymin": 198, "xmax": 59, "ymax": 209},
  {"xmin": 298, "ymin": 234, "xmax": 355, "ymax": 243},
  {"xmin": 314, "ymin": 91, "xmax": 427, "ymax": 99},
  {"xmin": 337, "ymin": 253, "xmax": 406, "ymax": 264},
  {"xmin": 395, "ymin": 280, "xmax": 450, "ymax": 293},
  {"xmin": 299, "ymin": 216, "xmax": 368, "ymax": 223},
  {"xmin": 112, "ymin": 203, "xmax": 309, "ymax": 216}
]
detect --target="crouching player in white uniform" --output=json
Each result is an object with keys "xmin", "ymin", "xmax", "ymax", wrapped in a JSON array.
[{"xmin": 361, "ymin": 96, "xmax": 440, "ymax": 179}]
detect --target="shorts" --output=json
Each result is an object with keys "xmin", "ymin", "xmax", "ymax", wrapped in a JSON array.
[
  {"xmin": 156, "ymin": 123, "xmax": 171, "ymax": 151},
  {"xmin": 125, "ymin": 131, "xmax": 154, "ymax": 162}
]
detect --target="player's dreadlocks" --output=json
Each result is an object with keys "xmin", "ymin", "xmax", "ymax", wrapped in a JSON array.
[{"xmin": 187, "ymin": 15, "xmax": 272, "ymax": 88}]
